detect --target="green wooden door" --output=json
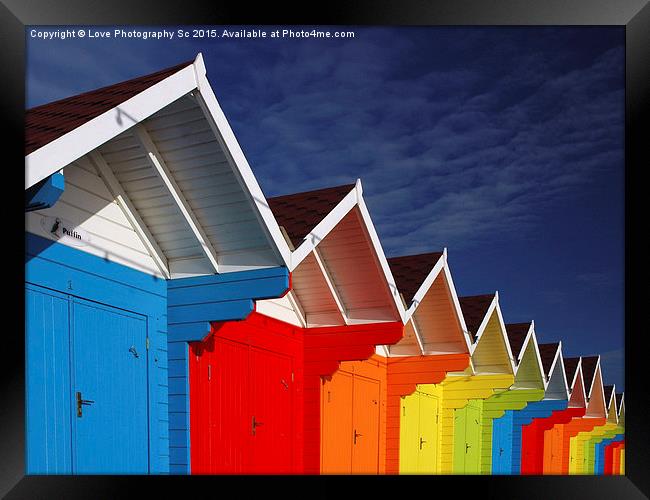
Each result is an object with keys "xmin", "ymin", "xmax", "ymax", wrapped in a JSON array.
[{"xmin": 453, "ymin": 400, "xmax": 482, "ymax": 474}]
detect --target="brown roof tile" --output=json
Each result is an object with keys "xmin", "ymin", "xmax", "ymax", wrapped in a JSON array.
[
  {"xmin": 459, "ymin": 294, "xmax": 495, "ymax": 342},
  {"xmin": 505, "ymin": 322, "xmax": 531, "ymax": 358},
  {"xmin": 564, "ymin": 357, "xmax": 580, "ymax": 387},
  {"xmin": 267, "ymin": 184, "xmax": 355, "ymax": 248},
  {"xmin": 25, "ymin": 59, "xmax": 194, "ymax": 155},
  {"xmin": 387, "ymin": 252, "xmax": 444, "ymax": 305},
  {"xmin": 581, "ymin": 356, "xmax": 599, "ymax": 393},
  {"xmin": 538, "ymin": 342, "xmax": 560, "ymax": 377}
]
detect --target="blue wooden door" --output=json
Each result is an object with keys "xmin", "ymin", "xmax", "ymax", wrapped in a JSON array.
[
  {"xmin": 492, "ymin": 411, "xmax": 513, "ymax": 474},
  {"xmin": 71, "ymin": 298, "xmax": 149, "ymax": 473},
  {"xmin": 25, "ymin": 285, "xmax": 73, "ymax": 473}
]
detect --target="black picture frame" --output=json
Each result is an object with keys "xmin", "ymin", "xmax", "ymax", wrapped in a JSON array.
[{"xmin": 2, "ymin": 1, "xmax": 647, "ymax": 498}]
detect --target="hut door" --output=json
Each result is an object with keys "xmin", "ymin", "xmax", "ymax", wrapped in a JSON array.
[
  {"xmin": 250, "ymin": 346, "xmax": 294, "ymax": 473},
  {"xmin": 321, "ymin": 371, "xmax": 354, "ymax": 473},
  {"xmin": 71, "ymin": 298, "xmax": 149, "ymax": 473},
  {"xmin": 351, "ymin": 376, "xmax": 381, "ymax": 473},
  {"xmin": 453, "ymin": 401, "xmax": 481, "ymax": 473},
  {"xmin": 25, "ymin": 285, "xmax": 149, "ymax": 474},
  {"xmin": 190, "ymin": 334, "xmax": 296, "ymax": 474},
  {"xmin": 492, "ymin": 413, "xmax": 513, "ymax": 473},
  {"xmin": 417, "ymin": 392, "xmax": 439, "ymax": 473},
  {"xmin": 399, "ymin": 390, "xmax": 439, "ymax": 474},
  {"xmin": 321, "ymin": 370, "xmax": 381, "ymax": 474},
  {"xmin": 464, "ymin": 402, "xmax": 481, "ymax": 473}
]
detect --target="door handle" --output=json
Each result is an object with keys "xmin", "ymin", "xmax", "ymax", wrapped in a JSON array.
[
  {"xmin": 499, "ymin": 448, "xmax": 504, "ymax": 456},
  {"xmin": 129, "ymin": 345, "xmax": 139, "ymax": 358},
  {"xmin": 252, "ymin": 415, "xmax": 264, "ymax": 436},
  {"xmin": 354, "ymin": 429, "xmax": 363, "ymax": 444},
  {"xmin": 76, "ymin": 391, "xmax": 94, "ymax": 417},
  {"xmin": 465, "ymin": 443, "xmax": 471, "ymax": 454},
  {"xmin": 419, "ymin": 437, "xmax": 427, "ymax": 450}
]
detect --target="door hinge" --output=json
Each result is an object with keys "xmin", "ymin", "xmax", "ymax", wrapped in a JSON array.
[
  {"xmin": 208, "ymin": 364, "xmax": 211, "ymax": 381},
  {"xmin": 292, "ymin": 372, "xmax": 294, "ymax": 382},
  {"xmin": 146, "ymin": 337, "xmax": 150, "ymax": 350},
  {"xmin": 403, "ymin": 406, "xmax": 406, "ymax": 417},
  {"xmin": 436, "ymin": 414, "xmax": 439, "ymax": 423}
]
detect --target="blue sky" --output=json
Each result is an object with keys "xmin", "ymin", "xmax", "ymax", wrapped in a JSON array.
[{"xmin": 26, "ymin": 26, "xmax": 625, "ymax": 390}]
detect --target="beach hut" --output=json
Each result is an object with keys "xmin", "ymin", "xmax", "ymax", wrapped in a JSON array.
[
  {"xmin": 596, "ymin": 434, "xmax": 623, "ymax": 475},
  {"xmin": 442, "ymin": 293, "xmax": 516, "ymax": 474},
  {"xmin": 578, "ymin": 385, "xmax": 623, "ymax": 474},
  {"xmin": 24, "ymin": 54, "xmax": 293, "ymax": 474},
  {"xmin": 604, "ymin": 394, "xmax": 625, "ymax": 475},
  {"xmin": 378, "ymin": 252, "xmax": 472, "ymax": 474},
  {"xmin": 543, "ymin": 356, "xmax": 606, "ymax": 474},
  {"xmin": 518, "ymin": 342, "xmax": 572, "ymax": 474},
  {"xmin": 188, "ymin": 182, "xmax": 406, "ymax": 474},
  {"xmin": 590, "ymin": 388, "xmax": 623, "ymax": 475},
  {"xmin": 566, "ymin": 357, "xmax": 608, "ymax": 474},
  {"xmin": 491, "ymin": 329, "xmax": 565, "ymax": 474}
]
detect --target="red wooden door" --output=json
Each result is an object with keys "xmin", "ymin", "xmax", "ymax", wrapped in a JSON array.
[
  {"xmin": 250, "ymin": 346, "xmax": 294, "ymax": 474},
  {"xmin": 190, "ymin": 336, "xmax": 251, "ymax": 474},
  {"xmin": 189, "ymin": 322, "xmax": 298, "ymax": 474}
]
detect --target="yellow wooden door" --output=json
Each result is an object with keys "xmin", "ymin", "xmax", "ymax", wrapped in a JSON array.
[
  {"xmin": 399, "ymin": 393, "xmax": 420, "ymax": 473},
  {"xmin": 417, "ymin": 392, "xmax": 438, "ymax": 473}
]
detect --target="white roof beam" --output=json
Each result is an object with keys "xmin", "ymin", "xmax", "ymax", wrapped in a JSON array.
[
  {"xmin": 312, "ymin": 248, "xmax": 348, "ymax": 325},
  {"xmin": 133, "ymin": 123, "xmax": 220, "ymax": 273},
  {"xmin": 88, "ymin": 151, "xmax": 170, "ymax": 279},
  {"xmin": 410, "ymin": 316, "xmax": 426, "ymax": 355},
  {"xmin": 286, "ymin": 290, "xmax": 307, "ymax": 328}
]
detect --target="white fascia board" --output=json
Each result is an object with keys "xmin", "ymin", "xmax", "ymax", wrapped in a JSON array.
[
  {"xmin": 593, "ymin": 360, "xmax": 607, "ymax": 415},
  {"xmin": 290, "ymin": 186, "xmax": 358, "ymax": 271},
  {"xmin": 286, "ymin": 290, "xmax": 307, "ymax": 328},
  {"xmin": 192, "ymin": 53, "xmax": 291, "ymax": 269},
  {"xmin": 514, "ymin": 328, "xmax": 545, "ymax": 388},
  {"xmin": 354, "ymin": 182, "xmax": 407, "ymax": 324},
  {"xmin": 470, "ymin": 295, "xmax": 497, "ymax": 349},
  {"xmin": 574, "ymin": 362, "xmax": 588, "ymax": 406},
  {"xmin": 493, "ymin": 295, "xmax": 517, "ymax": 375},
  {"xmin": 585, "ymin": 356, "xmax": 602, "ymax": 400},
  {"xmin": 410, "ymin": 316, "xmax": 426, "ymax": 355},
  {"xmin": 312, "ymin": 248, "xmax": 349, "ymax": 325},
  {"xmin": 607, "ymin": 384, "xmax": 617, "ymax": 422},
  {"xmin": 26, "ymin": 64, "xmax": 198, "ymax": 189},
  {"xmin": 441, "ymin": 258, "xmax": 472, "ymax": 353},
  {"xmin": 405, "ymin": 251, "xmax": 446, "ymax": 320},
  {"xmin": 618, "ymin": 394, "xmax": 625, "ymax": 419},
  {"xmin": 548, "ymin": 342, "xmax": 571, "ymax": 398}
]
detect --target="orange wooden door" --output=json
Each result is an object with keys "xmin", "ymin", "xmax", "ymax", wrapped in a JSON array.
[
  {"xmin": 351, "ymin": 376, "xmax": 381, "ymax": 473},
  {"xmin": 321, "ymin": 369, "xmax": 381, "ymax": 474},
  {"xmin": 321, "ymin": 370, "xmax": 354, "ymax": 473},
  {"xmin": 544, "ymin": 425, "xmax": 563, "ymax": 474}
]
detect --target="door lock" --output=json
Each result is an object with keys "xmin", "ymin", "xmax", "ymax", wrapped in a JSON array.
[
  {"xmin": 354, "ymin": 429, "xmax": 363, "ymax": 445},
  {"xmin": 252, "ymin": 415, "xmax": 264, "ymax": 436},
  {"xmin": 76, "ymin": 391, "xmax": 94, "ymax": 417}
]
